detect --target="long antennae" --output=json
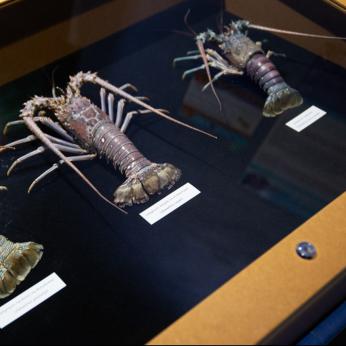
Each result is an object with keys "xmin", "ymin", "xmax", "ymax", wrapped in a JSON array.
[
  {"xmin": 152, "ymin": 28, "xmax": 194, "ymax": 38},
  {"xmin": 23, "ymin": 117, "xmax": 127, "ymax": 213},
  {"xmin": 171, "ymin": 29, "xmax": 194, "ymax": 38},
  {"xmin": 184, "ymin": 9, "xmax": 197, "ymax": 36},
  {"xmin": 94, "ymin": 76, "xmax": 217, "ymax": 139},
  {"xmin": 51, "ymin": 66, "xmax": 60, "ymax": 98},
  {"xmin": 196, "ymin": 39, "xmax": 223, "ymax": 111},
  {"xmin": 217, "ymin": 0, "xmax": 225, "ymax": 34},
  {"xmin": 248, "ymin": 23, "xmax": 346, "ymax": 40}
]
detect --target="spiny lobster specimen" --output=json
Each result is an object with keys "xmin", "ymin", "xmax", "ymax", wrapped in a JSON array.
[
  {"xmin": 174, "ymin": 18, "xmax": 346, "ymax": 117},
  {"xmin": 0, "ymin": 72, "xmax": 215, "ymax": 212}
]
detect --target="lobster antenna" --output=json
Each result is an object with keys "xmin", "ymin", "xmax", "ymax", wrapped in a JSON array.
[
  {"xmin": 94, "ymin": 76, "xmax": 218, "ymax": 139},
  {"xmin": 153, "ymin": 28, "xmax": 194, "ymax": 38},
  {"xmin": 183, "ymin": 9, "xmax": 222, "ymax": 110},
  {"xmin": 184, "ymin": 9, "xmax": 197, "ymax": 36},
  {"xmin": 196, "ymin": 39, "xmax": 223, "ymax": 112},
  {"xmin": 249, "ymin": 23, "xmax": 346, "ymax": 40},
  {"xmin": 171, "ymin": 29, "xmax": 194, "ymax": 38},
  {"xmin": 51, "ymin": 67, "xmax": 66, "ymax": 98},
  {"xmin": 51, "ymin": 66, "xmax": 59, "ymax": 98},
  {"xmin": 217, "ymin": 0, "xmax": 225, "ymax": 34},
  {"xmin": 23, "ymin": 117, "xmax": 127, "ymax": 214}
]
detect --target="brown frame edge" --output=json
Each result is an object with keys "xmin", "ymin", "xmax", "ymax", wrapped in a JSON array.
[
  {"xmin": 149, "ymin": 193, "xmax": 346, "ymax": 345},
  {"xmin": 0, "ymin": 0, "xmax": 182, "ymax": 88},
  {"xmin": 324, "ymin": 0, "xmax": 346, "ymax": 12},
  {"xmin": 0, "ymin": 0, "xmax": 17, "ymax": 8}
]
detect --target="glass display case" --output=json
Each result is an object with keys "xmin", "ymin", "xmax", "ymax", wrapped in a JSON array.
[{"xmin": 0, "ymin": 0, "xmax": 345, "ymax": 344}]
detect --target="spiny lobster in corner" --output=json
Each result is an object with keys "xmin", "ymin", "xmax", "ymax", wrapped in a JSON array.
[
  {"xmin": 174, "ymin": 16, "xmax": 346, "ymax": 117},
  {"xmin": 0, "ymin": 72, "xmax": 215, "ymax": 213},
  {"xmin": 0, "ymin": 186, "xmax": 43, "ymax": 299}
]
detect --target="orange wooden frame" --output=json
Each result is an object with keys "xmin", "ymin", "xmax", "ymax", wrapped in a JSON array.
[{"xmin": 150, "ymin": 193, "xmax": 346, "ymax": 345}]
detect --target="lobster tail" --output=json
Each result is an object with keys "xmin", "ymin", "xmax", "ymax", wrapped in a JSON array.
[
  {"xmin": 246, "ymin": 53, "xmax": 303, "ymax": 117},
  {"xmin": 114, "ymin": 163, "xmax": 181, "ymax": 207},
  {"xmin": 263, "ymin": 84, "xmax": 302, "ymax": 117},
  {"xmin": 0, "ymin": 236, "xmax": 43, "ymax": 299},
  {"xmin": 92, "ymin": 121, "xmax": 182, "ymax": 207}
]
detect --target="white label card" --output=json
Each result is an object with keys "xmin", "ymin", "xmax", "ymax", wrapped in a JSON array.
[
  {"xmin": 0, "ymin": 273, "xmax": 66, "ymax": 329},
  {"xmin": 140, "ymin": 183, "xmax": 201, "ymax": 225},
  {"xmin": 286, "ymin": 106, "xmax": 326, "ymax": 132}
]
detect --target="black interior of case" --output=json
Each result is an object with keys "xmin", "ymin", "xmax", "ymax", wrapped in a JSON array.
[{"xmin": 0, "ymin": 0, "xmax": 345, "ymax": 344}]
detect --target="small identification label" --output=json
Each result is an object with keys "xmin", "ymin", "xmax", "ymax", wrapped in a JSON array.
[
  {"xmin": 286, "ymin": 106, "xmax": 326, "ymax": 132},
  {"xmin": 140, "ymin": 183, "xmax": 201, "ymax": 225},
  {"xmin": 0, "ymin": 273, "xmax": 66, "ymax": 329}
]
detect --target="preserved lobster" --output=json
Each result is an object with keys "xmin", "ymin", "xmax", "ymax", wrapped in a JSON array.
[
  {"xmin": 174, "ymin": 18, "xmax": 346, "ymax": 117},
  {"xmin": 1, "ymin": 72, "xmax": 214, "ymax": 212}
]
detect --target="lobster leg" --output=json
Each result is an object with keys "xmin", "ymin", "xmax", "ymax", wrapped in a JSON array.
[
  {"xmin": 174, "ymin": 49, "xmax": 229, "ymax": 66},
  {"xmin": 28, "ymin": 153, "xmax": 97, "ymax": 193},
  {"xmin": 187, "ymin": 50, "xmax": 200, "ymax": 55},
  {"xmin": 119, "ymin": 84, "xmax": 151, "ymax": 101},
  {"xmin": 173, "ymin": 54, "xmax": 203, "ymax": 67},
  {"xmin": 119, "ymin": 83, "xmax": 138, "ymax": 92},
  {"xmin": 4, "ymin": 117, "xmax": 74, "ymax": 142},
  {"xmin": 45, "ymin": 134, "xmax": 81, "ymax": 149},
  {"xmin": 36, "ymin": 117, "xmax": 74, "ymax": 142},
  {"xmin": 266, "ymin": 50, "xmax": 286, "ymax": 59},
  {"xmin": 53, "ymin": 143, "xmax": 88, "ymax": 155},
  {"xmin": 69, "ymin": 72, "xmax": 216, "ymax": 139},
  {"xmin": 7, "ymin": 146, "xmax": 45, "ymax": 176},
  {"xmin": 4, "ymin": 130, "xmax": 82, "ymax": 153},
  {"xmin": 120, "ymin": 110, "xmax": 153, "ymax": 133},
  {"xmin": 101, "ymin": 88, "xmax": 150, "ymax": 125},
  {"xmin": 202, "ymin": 71, "xmax": 226, "ymax": 91},
  {"xmin": 114, "ymin": 97, "xmax": 169, "ymax": 133},
  {"xmin": 115, "ymin": 99, "xmax": 126, "ymax": 128},
  {"xmin": 108, "ymin": 93, "xmax": 115, "ymax": 122},
  {"xmin": 2, "ymin": 135, "xmax": 37, "ymax": 149},
  {"xmin": 7, "ymin": 141, "xmax": 86, "ymax": 176},
  {"xmin": 182, "ymin": 65, "xmax": 209, "ymax": 80},
  {"xmin": 4, "ymin": 132, "xmax": 80, "ymax": 152},
  {"xmin": 3, "ymin": 120, "xmax": 26, "ymax": 135},
  {"xmin": 100, "ymin": 88, "xmax": 107, "ymax": 112},
  {"xmin": 175, "ymin": 48, "xmax": 242, "ymax": 79},
  {"xmin": 206, "ymin": 49, "xmax": 239, "ymax": 69}
]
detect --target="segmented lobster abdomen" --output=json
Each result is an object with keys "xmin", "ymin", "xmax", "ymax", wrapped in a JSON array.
[
  {"xmin": 246, "ymin": 53, "xmax": 303, "ymax": 117},
  {"xmin": 246, "ymin": 54, "xmax": 284, "ymax": 93},
  {"xmin": 92, "ymin": 121, "xmax": 152, "ymax": 177}
]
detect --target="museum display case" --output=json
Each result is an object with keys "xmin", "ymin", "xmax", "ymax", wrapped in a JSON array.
[{"xmin": 0, "ymin": 0, "xmax": 345, "ymax": 344}]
